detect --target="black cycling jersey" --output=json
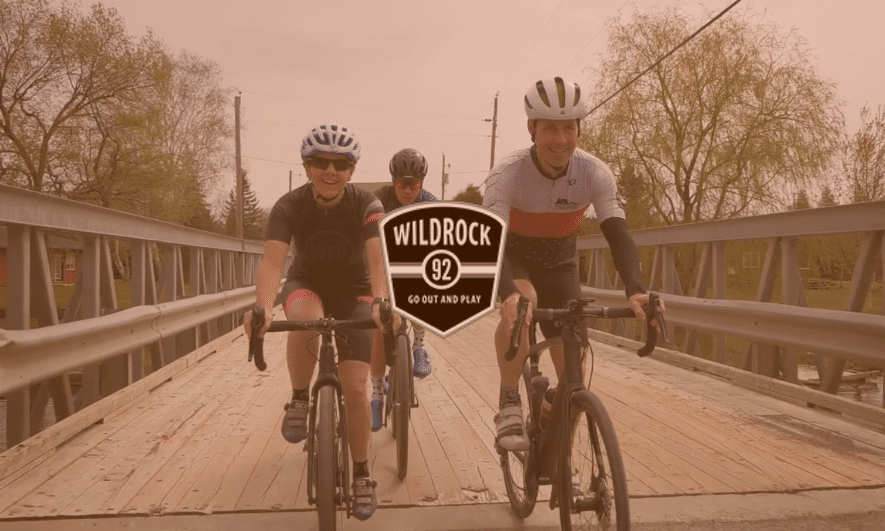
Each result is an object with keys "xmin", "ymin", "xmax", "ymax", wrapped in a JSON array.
[
  {"xmin": 374, "ymin": 185, "xmax": 437, "ymax": 213},
  {"xmin": 265, "ymin": 183, "xmax": 384, "ymax": 291}
]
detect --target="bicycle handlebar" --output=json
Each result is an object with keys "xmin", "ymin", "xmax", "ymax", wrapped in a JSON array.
[
  {"xmin": 505, "ymin": 292, "xmax": 667, "ymax": 361},
  {"xmin": 247, "ymin": 301, "xmax": 394, "ymax": 372}
]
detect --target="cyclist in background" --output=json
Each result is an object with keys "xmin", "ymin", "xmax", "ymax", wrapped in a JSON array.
[
  {"xmin": 369, "ymin": 148, "xmax": 438, "ymax": 431},
  {"xmin": 483, "ymin": 78, "xmax": 660, "ymax": 451},
  {"xmin": 243, "ymin": 123, "xmax": 390, "ymax": 520}
]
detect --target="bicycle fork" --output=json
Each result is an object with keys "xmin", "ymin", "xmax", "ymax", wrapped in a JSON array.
[{"xmin": 305, "ymin": 338, "xmax": 350, "ymax": 510}]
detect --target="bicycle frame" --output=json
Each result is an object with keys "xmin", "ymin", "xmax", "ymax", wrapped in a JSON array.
[
  {"xmin": 506, "ymin": 294, "xmax": 665, "ymax": 507},
  {"xmin": 527, "ymin": 323, "xmax": 589, "ymax": 488},
  {"xmin": 305, "ymin": 330, "xmax": 349, "ymax": 509},
  {"xmin": 247, "ymin": 303, "xmax": 394, "ymax": 524}
]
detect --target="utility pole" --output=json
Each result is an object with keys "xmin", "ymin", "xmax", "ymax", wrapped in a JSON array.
[
  {"xmin": 234, "ymin": 93, "xmax": 243, "ymax": 239},
  {"xmin": 489, "ymin": 92, "xmax": 499, "ymax": 170},
  {"xmin": 289, "ymin": 170, "xmax": 292, "ymax": 192},
  {"xmin": 441, "ymin": 153, "xmax": 448, "ymax": 200}
]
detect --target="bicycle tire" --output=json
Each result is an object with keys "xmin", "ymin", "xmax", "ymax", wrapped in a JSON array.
[
  {"xmin": 559, "ymin": 389, "xmax": 629, "ymax": 531},
  {"xmin": 315, "ymin": 385, "xmax": 340, "ymax": 530},
  {"xmin": 393, "ymin": 331, "xmax": 411, "ymax": 479},
  {"xmin": 500, "ymin": 360, "xmax": 538, "ymax": 518}
]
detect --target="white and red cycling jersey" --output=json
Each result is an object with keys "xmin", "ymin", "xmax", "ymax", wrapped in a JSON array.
[{"xmin": 484, "ymin": 146, "xmax": 624, "ymax": 268}]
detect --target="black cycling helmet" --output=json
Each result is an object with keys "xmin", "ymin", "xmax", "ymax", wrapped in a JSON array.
[{"xmin": 389, "ymin": 148, "xmax": 428, "ymax": 180}]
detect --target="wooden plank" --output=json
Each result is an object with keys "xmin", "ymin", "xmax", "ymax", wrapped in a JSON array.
[
  {"xmin": 590, "ymin": 344, "xmax": 881, "ymax": 492},
  {"xmin": 3, "ymin": 313, "xmax": 885, "ymax": 521},
  {"xmin": 0, "ymin": 349, "xmax": 228, "ymax": 517},
  {"xmin": 0, "ymin": 332, "xmax": 237, "ymax": 482},
  {"xmin": 32, "ymin": 343, "xmax": 244, "ymax": 517},
  {"xmin": 592, "ymin": 357, "xmax": 829, "ymax": 492},
  {"xmin": 208, "ymin": 349, "xmax": 295, "ymax": 512},
  {"xmin": 94, "ymin": 341, "xmax": 266, "ymax": 515}
]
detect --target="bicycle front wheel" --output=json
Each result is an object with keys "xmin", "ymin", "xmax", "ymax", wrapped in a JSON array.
[
  {"xmin": 315, "ymin": 385, "xmax": 341, "ymax": 530},
  {"xmin": 393, "ymin": 331, "xmax": 411, "ymax": 479},
  {"xmin": 560, "ymin": 390, "xmax": 629, "ymax": 531},
  {"xmin": 500, "ymin": 360, "xmax": 538, "ymax": 518}
]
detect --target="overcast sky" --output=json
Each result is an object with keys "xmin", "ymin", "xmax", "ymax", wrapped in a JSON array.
[{"xmin": 93, "ymin": 0, "xmax": 885, "ymax": 210}]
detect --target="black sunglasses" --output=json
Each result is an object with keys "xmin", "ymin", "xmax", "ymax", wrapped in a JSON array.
[
  {"xmin": 394, "ymin": 178, "xmax": 422, "ymax": 191},
  {"xmin": 308, "ymin": 157, "xmax": 352, "ymax": 172}
]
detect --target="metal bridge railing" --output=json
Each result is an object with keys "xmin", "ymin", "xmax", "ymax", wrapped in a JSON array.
[
  {"xmin": 0, "ymin": 184, "xmax": 266, "ymax": 449},
  {"xmin": 577, "ymin": 201, "xmax": 885, "ymax": 409}
]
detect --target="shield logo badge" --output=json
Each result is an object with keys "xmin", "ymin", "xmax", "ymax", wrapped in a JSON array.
[{"xmin": 379, "ymin": 202, "xmax": 506, "ymax": 338}]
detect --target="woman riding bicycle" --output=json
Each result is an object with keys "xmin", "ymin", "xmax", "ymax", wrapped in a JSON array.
[
  {"xmin": 368, "ymin": 147, "xmax": 438, "ymax": 431},
  {"xmin": 482, "ymin": 78, "xmax": 662, "ymax": 452},
  {"xmin": 242, "ymin": 123, "xmax": 392, "ymax": 521}
]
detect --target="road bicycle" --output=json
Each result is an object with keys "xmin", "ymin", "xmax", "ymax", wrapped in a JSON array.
[
  {"xmin": 499, "ymin": 294, "xmax": 666, "ymax": 531},
  {"xmin": 248, "ymin": 302, "xmax": 394, "ymax": 530},
  {"xmin": 381, "ymin": 316, "xmax": 417, "ymax": 479}
]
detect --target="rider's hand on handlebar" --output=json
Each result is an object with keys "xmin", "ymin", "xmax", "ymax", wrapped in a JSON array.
[
  {"xmin": 500, "ymin": 292, "xmax": 532, "ymax": 335},
  {"xmin": 372, "ymin": 299, "xmax": 400, "ymax": 331},
  {"xmin": 243, "ymin": 307, "xmax": 272, "ymax": 338},
  {"xmin": 628, "ymin": 292, "xmax": 666, "ymax": 333}
]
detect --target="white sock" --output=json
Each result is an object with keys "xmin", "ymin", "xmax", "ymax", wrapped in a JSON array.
[
  {"xmin": 413, "ymin": 328, "xmax": 425, "ymax": 350},
  {"xmin": 371, "ymin": 376, "xmax": 383, "ymax": 398}
]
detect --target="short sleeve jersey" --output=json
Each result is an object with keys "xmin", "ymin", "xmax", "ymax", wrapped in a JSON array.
[
  {"xmin": 483, "ymin": 146, "xmax": 625, "ymax": 267},
  {"xmin": 373, "ymin": 185, "xmax": 438, "ymax": 213},
  {"xmin": 265, "ymin": 183, "xmax": 384, "ymax": 289}
]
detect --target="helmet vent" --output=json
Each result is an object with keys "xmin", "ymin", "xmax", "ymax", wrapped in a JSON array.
[{"xmin": 535, "ymin": 80, "xmax": 551, "ymax": 107}]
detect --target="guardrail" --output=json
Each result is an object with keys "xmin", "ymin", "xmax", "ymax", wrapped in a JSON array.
[
  {"xmin": 0, "ymin": 287, "xmax": 255, "ymax": 395},
  {"xmin": 577, "ymin": 201, "xmax": 885, "ymax": 408},
  {"xmin": 0, "ymin": 184, "xmax": 266, "ymax": 448}
]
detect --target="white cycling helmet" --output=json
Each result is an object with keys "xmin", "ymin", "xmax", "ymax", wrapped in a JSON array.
[
  {"xmin": 524, "ymin": 77, "xmax": 588, "ymax": 120},
  {"xmin": 300, "ymin": 123, "xmax": 361, "ymax": 163}
]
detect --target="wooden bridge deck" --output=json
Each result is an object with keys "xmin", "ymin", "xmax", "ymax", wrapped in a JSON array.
[{"xmin": 1, "ymin": 313, "xmax": 884, "ymax": 519}]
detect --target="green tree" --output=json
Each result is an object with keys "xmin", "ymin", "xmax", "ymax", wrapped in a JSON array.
[
  {"xmin": 581, "ymin": 6, "xmax": 843, "ymax": 223},
  {"xmin": 841, "ymin": 104, "xmax": 885, "ymax": 203},
  {"xmin": 791, "ymin": 189, "xmax": 812, "ymax": 210},
  {"xmin": 0, "ymin": 1, "xmax": 161, "ymax": 192},
  {"xmin": 818, "ymin": 185, "xmax": 838, "ymax": 207},
  {"xmin": 222, "ymin": 172, "xmax": 266, "ymax": 240},
  {"xmin": 453, "ymin": 184, "xmax": 482, "ymax": 205}
]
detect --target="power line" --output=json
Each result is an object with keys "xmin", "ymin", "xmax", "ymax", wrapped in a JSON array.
[
  {"xmin": 587, "ymin": 0, "xmax": 745, "ymax": 115},
  {"xmin": 498, "ymin": 0, "xmax": 744, "ymax": 136},
  {"xmin": 474, "ymin": 0, "xmax": 565, "ymax": 120},
  {"xmin": 242, "ymin": 155, "xmax": 296, "ymax": 165},
  {"xmin": 494, "ymin": 0, "xmax": 565, "ymax": 95},
  {"xmin": 244, "ymin": 119, "xmax": 488, "ymax": 138},
  {"xmin": 559, "ymin": 0, "xmax": 631, "ymax": 74},
  {"xmin": 240, "ymin": 91, "xmax": 482, "ymax": 121}
]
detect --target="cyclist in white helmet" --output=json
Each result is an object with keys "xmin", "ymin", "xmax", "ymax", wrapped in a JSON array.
[
  {"xmin": 243, "ymin": 123, "xmax": 393, "ymax": 520},
  {"xmin": 483, "ymin": 78, "xmax": 663, "ymax": 451},
  {"xmin": 368, "ymin": 148, "xmax": 438, "ymax": 431}
]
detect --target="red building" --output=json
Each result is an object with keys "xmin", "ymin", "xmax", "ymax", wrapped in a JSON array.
[{"xmin": 0, "ymin": 228, "xmax": 83, "ymax": 288}]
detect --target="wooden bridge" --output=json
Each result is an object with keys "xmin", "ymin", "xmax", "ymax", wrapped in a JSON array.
[
  {"xmin": 2, "ymin": 185, "xmax": 885, "ymax": 527},
  {"xmin": 1, "ymin": 312, "xmax": 883, "ymax": 525}
]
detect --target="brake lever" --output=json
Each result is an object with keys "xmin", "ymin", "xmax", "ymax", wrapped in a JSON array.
[
  {"xmin": 248, "ymin": 305, "xmax": 268, "ymax": 371},
  {"xmin": 504, "ymin": 296, "xmax": 530, "ymax": 361},
  {"xmin": 379, "ymin": 300, "xmax": 395, "ymax": 357},
  {"xmin": 637, "ymin": 293, "xmax": 666, "ymax": 358}
]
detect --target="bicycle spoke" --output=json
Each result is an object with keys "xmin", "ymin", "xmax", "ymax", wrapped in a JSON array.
[
  {"xmin": 562, "ymin": 391, "xmax": 629, "ymax": 531},
  {"xmin": 500, "ymin": 361, "xmax": 538, "ymax": 519}
]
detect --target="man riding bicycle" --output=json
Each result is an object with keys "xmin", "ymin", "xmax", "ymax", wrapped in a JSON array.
[
  {"xmin": 369, "ymin": 148, "xmax": 438, "ymax": 431},
  {"xmin": 483, "ymin": 77, "xmax": 660, "ymax": 451},
  {"xmin": 242, "ymin": 123, "xmax": 391, "ymax": 520}
]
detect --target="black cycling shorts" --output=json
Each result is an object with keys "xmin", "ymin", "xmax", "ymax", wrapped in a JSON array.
[
  {"xmin": 508, "ymin": 255, "xmax": 582, "ymax": 340},
  {"xmin": 279, "ymin": 280, "xmax": 373, "ymax": 364}
]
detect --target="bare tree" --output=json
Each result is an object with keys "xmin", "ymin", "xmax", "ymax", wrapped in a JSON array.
[
  {"xmin": 151, "ymin": 50, "xmax": 234, "ymax": 225},
  {"xmin": 841, "ymin": 104, "xmax": 885, "ymax": 203},
  {"xmin": 0, "ymin": 0, "xmax": 161, "ymax": 192},
  {"xmin": 581, "ymin": 6, "xmax": 843, "ymax": 224}
]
